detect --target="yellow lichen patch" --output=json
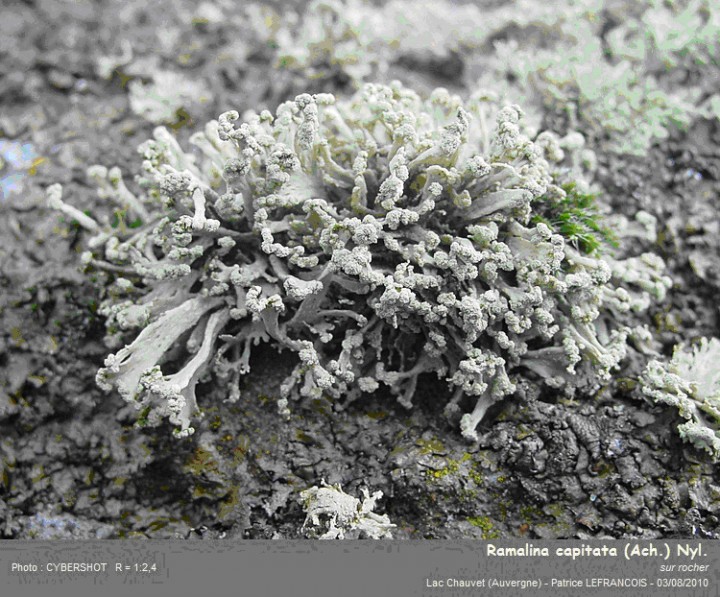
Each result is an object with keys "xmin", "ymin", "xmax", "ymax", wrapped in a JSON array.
[
  {"xmin": 185, "ymin": 447, "xmax": 220, "ymax": 476},
  {"xmin": 467, "ymin": 516, "xmax": 500, "ymax": 539},
  {"xmin": 365, "ymin": 410, "xmax": 388, "ymax": 420},
  {"xmin": 425, "ymin": 453, "xmax": 472, "ymax": 481},
  {"xmin": 218, "ymin": 486, "xmax": 242, "ymax": 522},
  {"xmin": 515, "ymin": 424, "xmax": 533, "ymax": 440},
  {"xmin": 415, "ymin": 437, "xmax": 445, "ymax": 455},
  {"xmin": 468, "ymin": 464, "xmax": 484, "ymax": 487},
  {"xmin": 116, "ymin": 70, "xmax": 133, "ymax": 89},
  {"xmin": 232, "ymin": 436, "xmax": 250, "ymax": 465},
  {"xmin": 27, "ymin": 157, "xmax": 46, "ymax": 176},
  {"xmin": 10, "ymin": 327, "xmax": 25, "ymax": 347}
]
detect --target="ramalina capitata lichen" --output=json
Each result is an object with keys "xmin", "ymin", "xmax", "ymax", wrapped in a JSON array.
[
  {"xmin": 640, "ymin": 338, "xmax": 720, "ymax": 459},
  {"xmin": 300, "ymin": 481, "xmax": 395, "ymax": 539},
  {"xmin": 48, "ymin": 82, "xmax": 670, "ymax": 440}
]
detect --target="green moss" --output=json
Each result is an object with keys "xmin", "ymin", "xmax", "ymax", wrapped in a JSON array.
[
  {"xmin": 135, "ymin": 406, "xmax": 152, "ymax": 428},
  {"xmin": 534, "ymin": 182, "xmax": 617, "ymax": 255}
]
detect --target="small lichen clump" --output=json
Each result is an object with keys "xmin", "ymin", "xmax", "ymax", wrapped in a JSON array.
[
  {"xmin": 300, "ymin": 482, "xmax": 395, "ymax": 539},
  {"xmin": 640, "ymin": 338, "xmax": 720, "ymax": 458},
  {"xmin": 48, "ymin": 82, "xmax": 669, "ymax": 440}
]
